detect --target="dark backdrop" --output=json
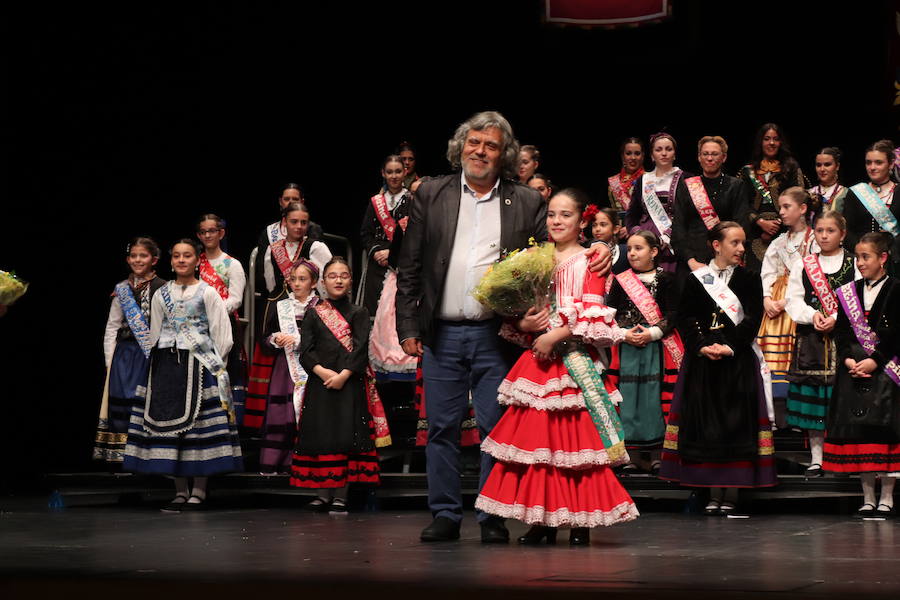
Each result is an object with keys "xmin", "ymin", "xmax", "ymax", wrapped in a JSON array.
[{"xmin": 2, "ymin": 1, "xmax": 896, "ymax": 485}]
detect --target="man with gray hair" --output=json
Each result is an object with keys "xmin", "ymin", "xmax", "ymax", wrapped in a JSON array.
[{"xmin": 396, "ymin": 111, "xmax": 611, "ymax": 543}]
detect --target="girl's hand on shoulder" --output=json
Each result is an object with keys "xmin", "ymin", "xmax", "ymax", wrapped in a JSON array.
[{"xmin": 518, "ymin": 306, "xmax": 550, "ymax": 333}]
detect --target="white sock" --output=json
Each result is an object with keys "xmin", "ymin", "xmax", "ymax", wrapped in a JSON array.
[
  {"xmin": 189, "ymin": 477, "xmax": 208, "ymax": 503},
  {"xmin": 173, "ymin": 477, "xmax": 190, "ymax": 502},
  {"xmin": 861, "ymin": 473, "xmax": 878, "ymax": 507},
  {"xmin": 808, "ymin": 431, "xmax": 825, "ymax": 465},
  {"xmin": 879, "ymin": 476, "xmax": 896, "ymax": 508}
]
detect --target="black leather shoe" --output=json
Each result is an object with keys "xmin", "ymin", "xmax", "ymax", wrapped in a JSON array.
[
  {"xmin": 569, "ymin": 527, "xmax": 590, "ymax": 546},
  {"xmin": 517, "ymin": 525, "xmax": 557, "ymax": 545},
  {"xmin": 480, "ymin": 517, "xmax": 510, "ymax": 544},
  {"xmin": 420, "ymin": 517, "xmax": 460, "ymax": 542}
]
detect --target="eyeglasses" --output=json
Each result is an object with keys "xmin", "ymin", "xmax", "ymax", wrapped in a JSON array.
[
  {"xmin": 325, "ymin": 273, "xmax": 351, "ymax": 280},
  {"xmin": 197, "ymin": 228, "xmax": 221, "ymax": 235},
  {"xmin": 700, "ymin": 152, "xmax": 722, "ymax": 158}
]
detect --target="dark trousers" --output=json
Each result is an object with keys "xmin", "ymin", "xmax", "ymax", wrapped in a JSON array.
[{"xmin": 423, "ymin": 320, "xmax": 511, "ymax": 523}]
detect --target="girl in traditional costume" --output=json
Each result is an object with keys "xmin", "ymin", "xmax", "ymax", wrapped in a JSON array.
[
  {"xmin": 123, "ymin": 239, "xmax": 243, "ymax": 511},
  {"xmin": 289, "ymin": 257, "xmax": 390, "ymax": 514},
  {"xmin": 359, "ymin": 155, "xmax": 409, "ymax": 316},
  {"xmin": 741, "ymin": 123, "xmax": 806, "ymax": 270},
  {"xmin": 659, "ymin": 222, "xmax": 777, "ymax": 515},
  {"xmin": 586, "ymin": 206, "xmax": 629, "ymax": 274},
  {"xmin": 606, "ymin": 231, "xmax": 683, "ymax": 472},
  {"xmin": 808, "ymin": 147, "xmax": 847, "ymax": 216},
  {"xmin": 626, "ymin": 133, "xmax": 692, "ymax": 273},
  {"xmin": 244, "ymin": 201, "xmax": 332, "ymax": 431},
  {"xmin": 607, "ymin": 137, "xmax": 645, "ymax": 212},
  {"xmin": 824, "ymin": 232, "xmax": 900, "ymax": 518},
  {"xmin": 758, "ymin": 188, "xmax": 819, "ymax": 424},
  {"xmin": 257, "ymin": 259, "xmax": 319, "ymax": 474},
  {"xmin": 842, "ymin": 140, "xmax": 899, "ymax": 269},
  {"xmin": 475, "ymin": 188, "xmax": 639, "ymax": 546},
  {"xmin": 784, "ymin": 211, "xmax": 859, "ymax": 477},
  {"xmin": 95, "ymin": 237, "xmax": 166, "ymax": 463},
  {"xmin": 196, "ymin": 214, "xmax": 248, "ymax": 425}
]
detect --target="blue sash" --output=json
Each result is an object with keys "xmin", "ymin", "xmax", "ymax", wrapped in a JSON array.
[
  {"xmin": 852, "ymin": 183, "xmax": 899, "ymax": 237},
  {"xmin": 115, "ymin": 281, "xmax": 153, "ymax": 358},
  {"xmin": 159, "ymin": 282, "xmax": 234, "ymax": 418}
]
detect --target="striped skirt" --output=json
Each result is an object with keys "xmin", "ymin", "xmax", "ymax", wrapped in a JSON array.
[
  {"xmin": 289, "ymin": 451, "xmax": 380, "ymax": 488},
  {"xmin": 94, "ymin": 339, "xmax": 149, "ymax": 463},
  {"xmin": 123, "ymin": 355, "xmax": 243, "ymax": 477},
  {"xmin": 786, "ymin": 383, "xmax": 830, "ymax": 431},
  {"xmin": 757, "ymin": 274, "xmax": 795, "ymax": 399}
]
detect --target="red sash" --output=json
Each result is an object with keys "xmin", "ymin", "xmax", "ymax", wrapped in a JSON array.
[
  {"xmin": 684, "ymin": 176, "xmax": 720, "ymax": 231},
  {"xmin": 271, "ymin": 239, "xmax": 301, "ymax": 280},
  {"xmin": 371, "ymin": 194, "xmax": 398, "ymax": 243},
  {"xmin": 615, "ymin": 269, "xmax": 684, "ymax": 369},
  {"xmin": 314, "ymin": 300, "xmax": 392, "ymax": 447},
  {"xmin": 198, "ymin": 254, "xmax": 230, "ymax": 301},
  {"xmin": 608, "ymin": 168, "xmax": 643, "ymax": 211},
  {"xmin": 802, "ymin": 253, "xmax": 839, "ymax": 316}
]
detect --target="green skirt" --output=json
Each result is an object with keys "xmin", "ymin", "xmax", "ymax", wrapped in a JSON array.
[
  {"xmin": 617, "ymin": 342, "xmax": 665, "ymax": 448},
  {"xmin": 786, "ymin": 383, "xmax": 830, "ymax": 431}
]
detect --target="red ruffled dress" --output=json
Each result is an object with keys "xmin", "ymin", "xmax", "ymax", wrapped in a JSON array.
[{"xmin": 475, "ymin": 251, "xmax": 640, "ymax": 528}]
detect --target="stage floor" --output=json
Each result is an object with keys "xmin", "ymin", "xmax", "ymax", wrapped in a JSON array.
[{"xmin": 2, "ymin": 496, "xmax": 900, "ymax": 600}]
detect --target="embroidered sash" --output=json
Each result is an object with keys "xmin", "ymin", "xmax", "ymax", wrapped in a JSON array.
[
  {"xmin": 608, "ymin": 175, "xmax": 631, "ymax": 211},
  {"xmin": 271, "ymin": 239, "xmax": 299, "ymax": 280},
  {"xmin": 743, "ymin": 165, "xmax": 774, "ymax": 209},
  {"xmin": 615, "ymin": 269, "xmax": 684, "ymax": 368},
  {"xmin": 802, "ymin": 254, "xmax": 839, "ymax": 316},
  {"xmin": 562, "ymin": 348, "xmax": 628, "ymax": 466},
  {"xmin": 115, "ymin": 281, "xmax": 153, "ymax": 358},
  {"xmin": 836, "ymin": 282, "xmax": 900, "ymax": 387},
  {"xmin": 159, "ymin": 282, "xmax": 234, "ymax": 421},
  {"xmin": 277, "ymin": 298, "xmax": 310, "ymax": 421},
  {"xmin": 693, "ymin": 266, "xmax": 774, "ymax": 421},
  {"xmin": 267, "ymin": 221, "xmax": 285, "ymax": 246},
  {"xmin": 851, "ymin": 183, "xmax": 900, "ymax": 238},
  {"xmin": 199, "ymin": 254, "xmax": 230, "ymax": 301},
  {"xmin": 313, "ymin": 300, "xmax": 392, "ymax": 447},
  {"xmin": 642, "ymin": 176, "xmax": 674, "ymax": 246},
  {"xmin": 371, "ymin": 194, "xmax": 398, "ymax": 243},
  {"xmin": 684, "ymin": 176, "xmax": 720, "ymax": 231}
]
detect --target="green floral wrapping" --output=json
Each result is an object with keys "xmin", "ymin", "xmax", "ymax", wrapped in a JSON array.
[
  {"xmin": 471, "ymin": 242, "xmax": 555, "ymax": 317},
  {"xmin": 562, "ymin": 347, "xmax": 628, "ymax": 465}
]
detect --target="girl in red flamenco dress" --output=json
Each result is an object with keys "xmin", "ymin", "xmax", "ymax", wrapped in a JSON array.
[{"xmin": 475, "ymin": 188, "xmax": 639, "ymax": 545}]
